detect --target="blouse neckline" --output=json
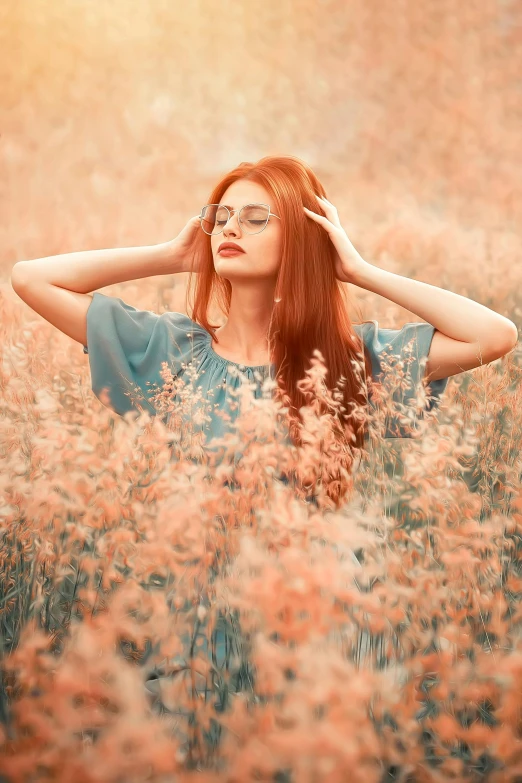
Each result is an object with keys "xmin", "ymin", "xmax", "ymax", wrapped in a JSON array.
[
  {"xmin": 202, "ymin": 330, "xmax": 274, "ymax": 371},
  {"xmin": 199, "ymin": 322, "xmax": 366, "ymax": 372},
  {"xmin": 194, "ymin": 319, "xmax": 368, "ymax": 372}
]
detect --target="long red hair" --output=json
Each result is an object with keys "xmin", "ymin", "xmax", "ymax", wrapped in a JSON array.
[{"xmin": 184, "ymin": 155, "xmax": 374, "ymax": 505}]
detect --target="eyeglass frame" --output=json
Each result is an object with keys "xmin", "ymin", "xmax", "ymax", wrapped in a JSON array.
[{"xmin": 199, "ymin": 202, "xmax": 281, "ymax": 235}]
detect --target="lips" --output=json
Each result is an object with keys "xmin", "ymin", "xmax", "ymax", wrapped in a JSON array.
[{"xmin": 218, "ymin": 242, "xmax": 245, "ymax": 253}]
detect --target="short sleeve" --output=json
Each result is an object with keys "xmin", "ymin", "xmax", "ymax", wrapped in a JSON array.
[
  {"xmin": 357, "ymin": 320, "xmax": 450, "ymax": 438},
  {"xmin": 82, "ymin": 292, "xmax": 197, "ymax": 418}
]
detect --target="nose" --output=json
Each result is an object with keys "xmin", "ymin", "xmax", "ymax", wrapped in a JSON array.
[{"xmin": 223, "ymin": 210, "xmax": 242, "ymax": 237}]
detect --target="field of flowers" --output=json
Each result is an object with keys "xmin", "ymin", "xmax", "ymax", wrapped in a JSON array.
[
  {"xmin": 1, "ymin": 331, "xmax": 521, "ymax": 780},
  {"xmin": 2, "ymin": 1, "xmax": 522, "ymax": 780}
]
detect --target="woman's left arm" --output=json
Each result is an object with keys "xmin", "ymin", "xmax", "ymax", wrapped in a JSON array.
[
  {"xmin": 304, "ymin": 195, "xmax": 518, "ymax": 383},
  {"xmin": 353, "ymin": 263, "xmax": 518, "ymax": 382}
]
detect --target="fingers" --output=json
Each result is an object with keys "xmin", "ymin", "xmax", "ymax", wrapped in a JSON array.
[
  {"xmin": 316, "ymin": 194, "xmax": 335, "ymax": 208},
  {"xmin": 303, "ymin": 206, "xmax": 329, "ymax": 225}
]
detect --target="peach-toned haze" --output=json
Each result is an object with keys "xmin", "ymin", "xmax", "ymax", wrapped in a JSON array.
[{"xmin": 1, "ymin": 1, "xmax": 522, "ymax": 780}]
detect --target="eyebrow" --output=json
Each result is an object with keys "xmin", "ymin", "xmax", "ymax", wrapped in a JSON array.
[{"xmin": 221, "ymin": 203, "xmax": 258, "ymax": 210}]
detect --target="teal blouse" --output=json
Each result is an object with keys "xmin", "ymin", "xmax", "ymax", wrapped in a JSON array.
[{"xmin": 82, "ymin": 292, "xmax": 449, "ymax": 451}]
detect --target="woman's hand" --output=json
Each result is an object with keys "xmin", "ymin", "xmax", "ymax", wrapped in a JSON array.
[
  {"xmin": 167, "ymin": 214, "xmax": 204, "ymax": 274},
  {"xmin": 304, "ymin": 195, "xmax": 371, "ymax": 285}
]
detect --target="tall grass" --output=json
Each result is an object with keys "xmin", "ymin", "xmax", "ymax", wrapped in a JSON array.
[
  {"xmin": 1, "ymin": 309, "xmax": 521, "ymax": 781},
  {"xmin": 2, "ymin": 0, "xmax": 522, "ymax": 777}
]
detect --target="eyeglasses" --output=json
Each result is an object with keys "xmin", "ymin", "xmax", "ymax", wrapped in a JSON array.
[{"xmin": 199, "ymin": 203, "xmax": 281, "ymax": 235}]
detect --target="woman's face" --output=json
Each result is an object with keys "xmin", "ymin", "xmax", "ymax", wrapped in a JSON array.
[{"xmin": 211, "ymin": 180, "xmax": 283, "ymax": 284}]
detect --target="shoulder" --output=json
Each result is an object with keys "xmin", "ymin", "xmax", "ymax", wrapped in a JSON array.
[
  {"xmin": 161, "ymin": 310, "xmax": 210, "ymax": 352},
  {"xmin": 83, "ymin": 293, "xmax": 210, "ymax": 358},
  {"xmin": 94, "ymin": 292, "xmax": 211, "ymax": 343},
  {"xmin": 352, "ymin": 319, "xmax": 439, "ymax": 374},
  {"xmin": 162, "ymin": 309, "xmax": 207, "ymax": 332},
  {"xmin": 352, "ymin": 320, "xmax": 377, "ymax": 340},
  {"xmin": 352, "ymin": 318, "xmax": 449, "ymax": 402},
  {"xmin": 351, "ymin": 320, "xmax": 383, "ymax": 375}
]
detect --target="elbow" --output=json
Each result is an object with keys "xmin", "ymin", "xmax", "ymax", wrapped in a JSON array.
[
  {"xmin": 10, "ymin": 262, "xmax": 30, "ymax": 292},
  {"xmin": 504, "ymin": 321, "xmax": 518, "ymax": 349},
  {"xmin": 494, "ymin": 322, "xmax": 518, "ymax": 355}
]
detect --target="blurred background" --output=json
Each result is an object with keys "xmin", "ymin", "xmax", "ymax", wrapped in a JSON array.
[
  {"xmin": 2, "ymin": 5, "xmax": 522, "ymax": 775},
  {"xmin": 1, "ymin": 0, "xmax": 521, "ymax": 328}
]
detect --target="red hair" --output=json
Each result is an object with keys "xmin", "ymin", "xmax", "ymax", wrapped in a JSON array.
[{"xmin": 184, "ymin": 155, "xmax": 374, "ymax": 503}]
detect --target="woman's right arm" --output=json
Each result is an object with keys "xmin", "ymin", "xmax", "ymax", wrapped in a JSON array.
[
  {"xmin": 10, "ymin": 242, "xmax": 184, "ymax": 351},
  {"xmin": 11, "ymin": 240, "xmax": 184, "ymax": 294},
  {"xmin": 10, "ymin": 214, "xmax": 203, "ymax": 351}
]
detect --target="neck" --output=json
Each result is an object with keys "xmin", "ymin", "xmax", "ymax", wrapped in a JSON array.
[{"xmin": 214, "ymin": 282, "xmax": 276, "ymax": 363}]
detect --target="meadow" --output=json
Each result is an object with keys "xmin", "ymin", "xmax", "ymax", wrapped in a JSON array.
[{"xmin": 1, "ymin": 1, "xmax": 522, "ymax": 780}]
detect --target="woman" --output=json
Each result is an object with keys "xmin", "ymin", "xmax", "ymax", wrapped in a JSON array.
[
  {"xmin": 10, "ymin": 155, "xmax": 517, "ymax": 713},
  {"xmin": 11, "ymin": 154, "xmax": 517, "ymax": 498}
]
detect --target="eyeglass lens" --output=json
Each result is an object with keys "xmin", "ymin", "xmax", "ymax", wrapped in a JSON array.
[{"xmin": 200, "ymin": 204, "xmax": 270, "ymax": 235}]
